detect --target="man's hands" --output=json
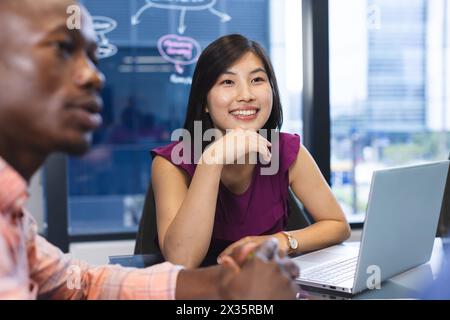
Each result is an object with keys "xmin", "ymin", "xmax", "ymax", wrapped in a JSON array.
[
  {"xmin": 175, "ymin": 238, "xmax": 302, "ymax": 299},
  {"xmin": 217, "ymin": 238, "xmax": 300, "ymax": 300}
]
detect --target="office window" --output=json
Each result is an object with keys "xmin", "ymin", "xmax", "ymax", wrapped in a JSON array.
[
  {"xmin": 330, "ymin": 0, "xmax": 450, "ymax": 223},
  {"xmin": 66, "ymin": 0, "xmax": 303, "ymax": 236}
]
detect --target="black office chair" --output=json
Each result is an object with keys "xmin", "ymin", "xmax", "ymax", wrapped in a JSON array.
[
  {"xmin": 286, "ymin": 187, "xmax": 313, "ymax": 230},
  {"xmin": 134, "ymin": 183, "xmax": 161, "ymax": 255},
  {"xmin": 436, "ymin": 153, "xmax": 450, "ymax": 237},
  {"xmin": 134, "ymin": 182, "xmax": 313, "ymax": 255}
]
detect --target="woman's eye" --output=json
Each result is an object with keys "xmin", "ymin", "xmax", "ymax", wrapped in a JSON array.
[
  {"xmin": 221, "ymin": 79, "xmax": 234, "ymax": 85},
  {"xmin": 252, "ymin": 77, "xmax": 265, "ymax": 84}
]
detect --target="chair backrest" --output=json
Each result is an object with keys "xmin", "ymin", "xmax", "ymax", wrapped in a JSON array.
[
  {"xmin": 134, "ymin": 183, "xmax": 160, "ymax": 254},
  {"xmin": 437, "ymin": 155, "xmax": 450, "ymax": 237},
  {"xmin": 286, "ymin": 187, "xmax": 313, "ymax": 230},
  {"xmin": 134, "ymin": 184, "xmax": 313, "ymax": 254}
]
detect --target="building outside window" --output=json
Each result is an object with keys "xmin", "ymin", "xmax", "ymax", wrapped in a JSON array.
[{"xmin": 330, "ymin": 0, "xmax": 450, "ymax": 223}]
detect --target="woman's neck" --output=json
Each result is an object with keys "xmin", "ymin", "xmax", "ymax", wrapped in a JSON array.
[{"xmin": 223, "ymin": 162, "xmax": 255, "ymax": 174}]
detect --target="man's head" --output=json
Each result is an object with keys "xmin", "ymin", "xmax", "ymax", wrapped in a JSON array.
[{"xmin": 0, "ymin": 0, "xmax": 104, "ymax": 156}]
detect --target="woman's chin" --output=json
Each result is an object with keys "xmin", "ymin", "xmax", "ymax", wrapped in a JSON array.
[{"xmin": 227, "ymin": 124, "xmax": 263, "ymax": 131}]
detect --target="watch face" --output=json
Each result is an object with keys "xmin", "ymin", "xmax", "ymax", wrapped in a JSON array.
[{"xmin": 289, "ymin": 238, "xmax": 298, "ymax": 249}]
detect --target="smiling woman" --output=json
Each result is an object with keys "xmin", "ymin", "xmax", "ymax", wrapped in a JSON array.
[
  {"xmin": 60, "ymin": 0, "xmax": 306, "ymax": 249},
  {"xmin": 182, "ymin": 34, "xmax": 282, "ymax": 143},
  {"xmin": 151, "ymin": 34, "xmax": 350, "ymax": 269},
  {"xmin": 206, "ymin": 53, "xmax": 273, "ymax": 130}
]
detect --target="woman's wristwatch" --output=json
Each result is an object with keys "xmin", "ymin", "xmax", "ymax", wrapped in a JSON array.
[{"xmin": 281, "ymin": 231, "xmax": 298, "ymax": 254}]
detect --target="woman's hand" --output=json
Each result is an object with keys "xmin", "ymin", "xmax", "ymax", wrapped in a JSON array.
[
  {"xmin": 218, "ymin": 233, "xmax": 288, "ymax": 262},
  {"xmin": 201, "ymin": 128, "xmax": 272, "ymax": 165}
]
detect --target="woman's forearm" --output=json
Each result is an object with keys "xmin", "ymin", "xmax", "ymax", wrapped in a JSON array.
[
  {"xmin": 289, "ymin": 220, "xmax": 351, "ymax": 254},
  {"xmin": 163, "ymin": 161, "xmax": 223, "ymax": 268}
]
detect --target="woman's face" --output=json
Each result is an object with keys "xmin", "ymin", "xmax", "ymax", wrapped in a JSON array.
[{"xmin": 206, "ymin": 51, "xmax": 273, "ymax": 131}]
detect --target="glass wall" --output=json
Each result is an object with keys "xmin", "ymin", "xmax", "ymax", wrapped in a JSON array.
[
  {"xmin": 67, "ymin": 0, "xmax": 303, "ymax": 236},
  {"xmin": 330, "ymin": 0, "xmax": 450, "ymax": 223}
]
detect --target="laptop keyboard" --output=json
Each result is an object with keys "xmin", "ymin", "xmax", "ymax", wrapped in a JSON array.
[{"xmin": 299, "ymin": 256, "xmax": 358, "ymax": 285}]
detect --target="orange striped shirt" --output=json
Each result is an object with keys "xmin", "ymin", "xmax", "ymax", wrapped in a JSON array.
[{"xmin": 0, "ymin": 157, "xmax": 182, "ymax": 300}]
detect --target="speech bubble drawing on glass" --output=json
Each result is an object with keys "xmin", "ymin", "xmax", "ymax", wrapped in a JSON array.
[
  {"xmin": 157, "ymin": 34, "xmax": 201, "ymax": 74},
  {"xmin": 132, "ymin": 0, "xmax": 231, "ymax": 34},
  {"xmin": 92, "ymin": 16, "xmax": 118, "ymax": 59}
]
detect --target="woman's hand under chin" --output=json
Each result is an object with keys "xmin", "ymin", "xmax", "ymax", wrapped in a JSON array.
[{"xmin": 201, "ymin": 128, "xmax": 272, "ymax": 165}]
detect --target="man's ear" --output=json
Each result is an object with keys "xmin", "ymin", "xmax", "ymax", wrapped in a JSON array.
[{"xmin": 204, "ymin": 107, "xmax": 209, "ymax": 113}]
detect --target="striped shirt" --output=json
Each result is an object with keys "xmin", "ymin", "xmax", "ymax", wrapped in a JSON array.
[{"xmin": 0, "ymin": 157, "xmax": 182, "ymax": 300}]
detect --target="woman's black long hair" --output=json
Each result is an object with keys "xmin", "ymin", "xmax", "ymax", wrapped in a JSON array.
[{"xmin": 182, "ymin": 34, "xmax": 283, "ymax": 149}]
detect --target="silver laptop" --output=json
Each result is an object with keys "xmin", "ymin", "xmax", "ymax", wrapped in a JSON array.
[{"xmin": 293, "ymin": 160, "xmax": 450, "ymax": 295}]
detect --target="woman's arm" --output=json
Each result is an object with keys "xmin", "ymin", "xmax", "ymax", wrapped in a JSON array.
[
  {"xmin": 286, "ymin": 144, "xmax": 351, "ymax": 253},
  {"xmin": 152, "ymin": 155, "xmax": 223, "ymax": 268},
  {"xmin": 153, "ymin": 130, "xmax": 272, "ymax": 268}
]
